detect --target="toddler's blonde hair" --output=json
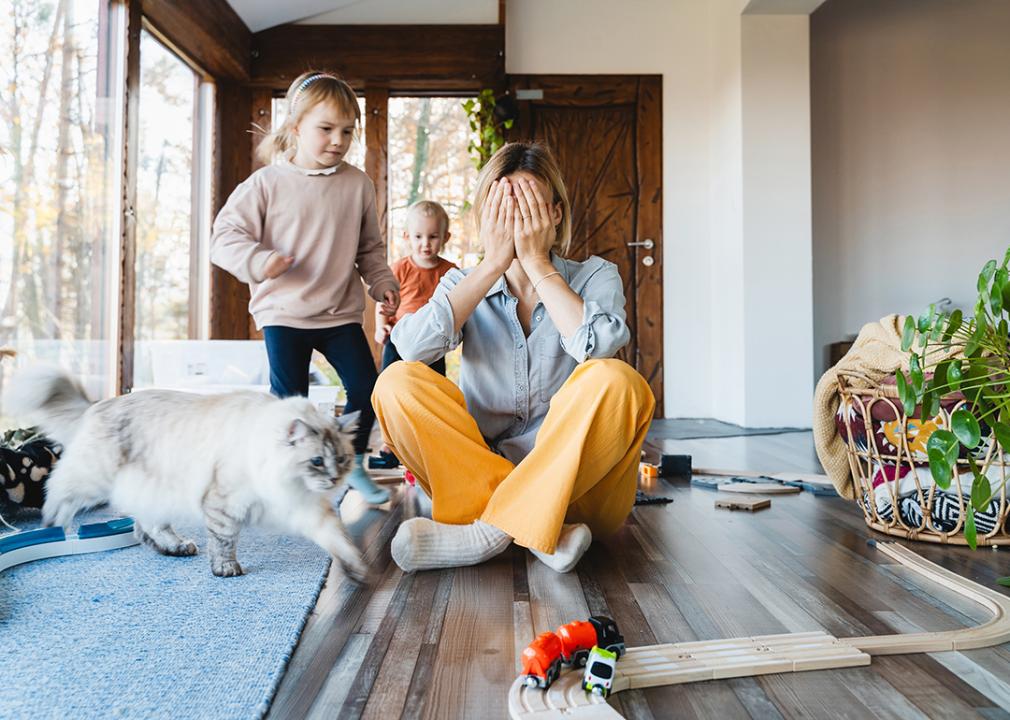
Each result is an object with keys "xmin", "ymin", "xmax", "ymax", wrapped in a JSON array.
[
  {"xmin": 257, "ymin": 71, "xmax": 360, "ymax": 165},
  {"xmin": 406, "ymin": 200, "xmax": 450, "ymax": 237},
  {"xmin": 472, "ymin": 142, "xmax": 572, "ymax": 255}
]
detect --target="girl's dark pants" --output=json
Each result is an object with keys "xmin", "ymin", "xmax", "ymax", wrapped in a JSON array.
[
  {"xmin": 263, "ymin": 323, "xmax": 375, "ymax": 455},
  {"xmin": 380, "ymin": 339, "xmax": 447, "ymax": 376}
]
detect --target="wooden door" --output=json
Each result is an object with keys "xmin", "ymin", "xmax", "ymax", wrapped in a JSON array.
[{"xmin": 508, "ymin": 75, "xmax": 663, "ymax": 415}]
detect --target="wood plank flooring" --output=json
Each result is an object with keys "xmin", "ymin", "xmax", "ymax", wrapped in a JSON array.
[{"xmin": 266, "ymin": 431, "xmax": 1010, "ymax": 720}]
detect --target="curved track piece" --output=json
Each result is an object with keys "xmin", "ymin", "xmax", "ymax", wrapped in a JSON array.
[
  {"xmin": 0, "ymin": 518, "xmax": 139, "ymax": 573},
  {"xmin": 841, "ymin": 541, "xmax": 1010, "ymax": 654},
  {"xmin": 509, "ymin": 542, "xmax": 1010, "ymax": 719}
]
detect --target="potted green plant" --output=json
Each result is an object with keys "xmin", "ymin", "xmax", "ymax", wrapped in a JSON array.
[
  {"xmin": 462, "ymin": 89, "xmax": 514, "ymax": 171},
  {"xmin": 900, "ymin": 247, "xmax": 1010, "ymax": 551}
]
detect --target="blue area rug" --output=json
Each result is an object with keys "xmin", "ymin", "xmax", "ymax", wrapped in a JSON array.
[{"xmin": 0, "ymin": 509, "xmax": 330, "ymax": 719}]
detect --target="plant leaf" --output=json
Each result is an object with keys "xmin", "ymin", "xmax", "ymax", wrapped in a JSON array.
[
  {"xmin": 979, "ymin": 259, "xmax": 998, "ymax": 293},
  {"xmin": 952, "ymin": 408, "xmax": 982, "ymax": 448},
  {"xmin": 896, "ymin": 371, "xmax": 915, "ymax": 417},
  {"xmin": 928, "ymin": 429, "xmax": 960, "ymax": 467},
  {"xmin": 966, "ymin": 324, "xmax": 985, "ymax": 357},
  {"xmin": 928, "ymin": 447, "xmax": 953, "ymax": 489},
  {"xmin": 933, "ymin": 361, "xmax": 950, "ymax": 390},
  {"xmin": 910, "ymin": 354, "xmax": 924, "ymax": 394},
  {"xmin": 928, "ymin": 391, "xmax": 940, "ymax": 418},
  {"xmin": 998, "ymin": 577, "xmax": 1010, "ymax": 587},
  {"xmin": 972, "ymin": 471, "xmax": 992, "ymax": 513},
  {"xmin": 965, "ymin": 502, "xmax": 978, "ymax": 549},
  {"xmin": 943, "ymin": 309, "xmax": 963, "ymax": 343},
  {"xmin": 918, "ymin": 306, "xmax": 933, "ymax": 334},
  {"xmin": 920, "ymin": 388, "xmax": 933, "ymax": 423},
  {"xmin": 993, "ymin": 421, "xmax": 1010, "ymax": 451},
  {"xmin": 901, "ymin": 315, "xmax": 916, "ymax": 351},
  {"xmin": 948, "ymin": 361, "xmax": 963, "ymax": 391}
]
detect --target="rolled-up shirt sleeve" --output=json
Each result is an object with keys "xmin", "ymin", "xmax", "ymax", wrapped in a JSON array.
[
  {"xmin": 390, "ymin": 268, "xmax": 465, "ymax": 365},
  {"xmin": 560, "ymin": 262, "xmax": 631, "ymax": 362}
]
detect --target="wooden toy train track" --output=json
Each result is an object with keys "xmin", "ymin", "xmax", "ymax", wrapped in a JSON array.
[{"xmin": 508, "ymin": 541, "xmax": 1010, "ymax": 719}]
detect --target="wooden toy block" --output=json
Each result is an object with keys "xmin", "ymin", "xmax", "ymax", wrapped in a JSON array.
[
  {"xmin": 718, "ymin": 482, "xmax": 800, "ymax": 495},
  {"xmin": 715, "ymin": 497, "xmax": 771, "ymax": 512}
]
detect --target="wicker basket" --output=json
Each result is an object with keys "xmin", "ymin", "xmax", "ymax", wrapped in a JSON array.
[{"xmin": 837, "ymin": 370, "xmax": 1010, "ymax": 546}]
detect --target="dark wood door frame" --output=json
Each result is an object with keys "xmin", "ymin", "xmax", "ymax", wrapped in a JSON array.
[{"xmin": 507, "ymin": 75, "xmax": 663, "ymax": 415}]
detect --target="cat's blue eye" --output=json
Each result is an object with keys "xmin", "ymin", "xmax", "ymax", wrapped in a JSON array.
[{"xmin": 310, "ymin": 457, "xmax": 324, "ymax": 467}]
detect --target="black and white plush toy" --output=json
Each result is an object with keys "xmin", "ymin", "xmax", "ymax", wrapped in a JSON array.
[{"xmin": 0, "ymin": 428, "xmax": 61, "ymax": 511}]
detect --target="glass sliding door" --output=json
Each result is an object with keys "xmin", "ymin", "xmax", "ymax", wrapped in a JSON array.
[{"xmin": 0, "ymin": 0, "xmax": 127, "ymax": 418}]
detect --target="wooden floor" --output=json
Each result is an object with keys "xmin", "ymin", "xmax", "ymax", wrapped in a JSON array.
[{"xmin": 266, "ymin": 431, "xmax": 1010, "ymax": 720}]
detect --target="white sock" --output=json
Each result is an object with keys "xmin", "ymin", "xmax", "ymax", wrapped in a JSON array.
[
  {"xmin": 390, "ymin": 518, "xmax": 512, "ymax": 572},
  {"xmin": 530, "ymin": 524, "xmax": 592, "ymax": 573}
]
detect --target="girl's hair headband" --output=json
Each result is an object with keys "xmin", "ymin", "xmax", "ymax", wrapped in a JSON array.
[{"xmin": 291, "ymin": 73, "xmax": 338, "ymax": 111}]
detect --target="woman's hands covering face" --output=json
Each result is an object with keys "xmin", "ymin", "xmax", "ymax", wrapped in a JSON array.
[
  {"xmin": 479, "ymin": 178, "xmax": 517, "ymax": 273},
  {"xmin": 511, "ymin": 176, "xmax": 556, "ymax": 263}
]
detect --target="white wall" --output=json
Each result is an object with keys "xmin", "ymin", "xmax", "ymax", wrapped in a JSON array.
[
  {"xmin": 811, "ymin": 0, "xmax": 1010, "ymax": 379},
  {"xmin": 741, "ymin": 15, "xmax": 813, "ymax": 426},
  {"xmin": 507, "ymin": 0, "xmax": 815, "ymax": 425}
]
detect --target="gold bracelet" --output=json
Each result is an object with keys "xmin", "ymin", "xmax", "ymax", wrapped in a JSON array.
[{"xmin": 532, "ymin": 271, "xmax": 562, "ymax": 293}]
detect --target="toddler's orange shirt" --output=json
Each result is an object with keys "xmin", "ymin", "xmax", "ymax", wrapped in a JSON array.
[{"xmin": 391, "ymin": 256, "xmax": 458, "ymax": 324}]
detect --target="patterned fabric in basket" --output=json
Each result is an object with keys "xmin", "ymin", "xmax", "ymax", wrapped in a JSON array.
[
  {"xmin": 862, "ymin": 489, "xmax": 1000, "ymax": 534},
  {"xmin": 835, "ymin": 378, "xmax": 970, "ymax": 465}
]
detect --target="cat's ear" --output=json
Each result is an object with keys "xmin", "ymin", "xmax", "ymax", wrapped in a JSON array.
[
  {"xmin": 334, "ymin": 410, "xmax": 360, "ymax": 435},
  {"xmin": 287, "ymin": 418, "xmax": 315, "ymax": 444}
]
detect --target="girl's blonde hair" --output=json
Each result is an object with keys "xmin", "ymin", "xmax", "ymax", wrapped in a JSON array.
[
  {"xmin": 257, "ymin": 71, "xmax": 361, "ymax": 165},
  {"xmin": 472, "ymin": 142, "xmax": 573, "ymax": 255}
]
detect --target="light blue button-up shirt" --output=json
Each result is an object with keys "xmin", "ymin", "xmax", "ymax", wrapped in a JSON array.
[{"xmin": 390, "ymin": 254, "xmax": 631, "ymax": 464}]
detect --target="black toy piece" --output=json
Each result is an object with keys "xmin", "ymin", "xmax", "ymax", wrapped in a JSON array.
[
  {"xmin": 660, "ymin": 454, "xmax": 692, "ymax": 478},
  {"xmin": 588, "ymin": 615, "xmax": 626, "ymax": 657}
]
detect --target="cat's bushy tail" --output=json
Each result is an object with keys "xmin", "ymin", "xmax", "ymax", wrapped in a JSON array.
[{"xmin": 2, "ymin": 365, "xmax": 93, "ymax": 445}]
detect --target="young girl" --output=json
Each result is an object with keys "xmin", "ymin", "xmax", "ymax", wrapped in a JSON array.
[
  {"xmin": 373, "ymin": 142, "xmax": 655, "ymax": 573},
  {"xmin": 211, "ymin": 71, "xmax": 396, "ymax": 505}
]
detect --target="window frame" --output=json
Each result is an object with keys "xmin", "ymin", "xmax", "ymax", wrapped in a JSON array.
[{"xmin": 117, "ymin": 15, "xmax": 216, "ymax": 391}]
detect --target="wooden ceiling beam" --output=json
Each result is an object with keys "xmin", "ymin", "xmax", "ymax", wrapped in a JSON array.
[
  {"xmin": 249, "ymin": 24, "xmax": 504, "ymax": 91},
  {"xmin": 142, "ymin": 0, "xmax": 251, "ymax": 82}
]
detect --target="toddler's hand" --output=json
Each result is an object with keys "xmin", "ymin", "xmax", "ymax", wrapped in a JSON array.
[{"xmin": 263, "ymin": 253, "xmax": 294, "ymax": 279}]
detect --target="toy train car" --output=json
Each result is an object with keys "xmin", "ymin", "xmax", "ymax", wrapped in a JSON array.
[
  {"xmin": 521, "ymin": 632, "xmax": 564, "ymax": 689},
  {"xmin": 520, "ymin": 616, "xmax": 625, "ymax": 689},
  {"xmin": 556, "ymin": 615, "xmax": 626, "ymax": 666}
]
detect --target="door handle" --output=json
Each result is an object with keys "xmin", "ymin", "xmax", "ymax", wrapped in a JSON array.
[{"xmin": 626, "ymin": 239, "xmax": 654, "ymax": 250}]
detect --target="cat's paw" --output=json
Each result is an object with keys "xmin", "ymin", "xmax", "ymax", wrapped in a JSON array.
[
  {"xmin": 211, "ymin": 559, "xmax": 244, "ymax": 577},
  {"xmin": 339, "ymin": 557, "xmax": 373, "ymax": 585},
  {"xmin": 166, "ymin": 540, "xmax": 198, "ymax": 557}
]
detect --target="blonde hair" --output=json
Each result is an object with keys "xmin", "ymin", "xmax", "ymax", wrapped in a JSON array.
[
  {"xmin": 472, "ymin": 142, "xmax": 572, "ymax": 255},
  {"xmin": 257, "ymin": 71, "xmax": 361, "ymax": 165},
  {"xmin": 406, "ymin": 200, "xmax": 450, "ymax": 236}
]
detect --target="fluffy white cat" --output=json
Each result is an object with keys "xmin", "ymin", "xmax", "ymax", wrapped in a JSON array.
[{"xmin": 3, "ymin": 366, "xmax": 370, "ymax": 582}]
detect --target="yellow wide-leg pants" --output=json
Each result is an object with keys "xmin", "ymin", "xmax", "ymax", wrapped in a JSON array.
[{"xmin": 372, "ymin": 358, "xmax": 655, "ymax": 554}]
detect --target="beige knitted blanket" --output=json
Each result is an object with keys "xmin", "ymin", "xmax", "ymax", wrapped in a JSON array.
[{"xmin": 813, "ymin": 314, "xmax": 961, "ymax": 499}]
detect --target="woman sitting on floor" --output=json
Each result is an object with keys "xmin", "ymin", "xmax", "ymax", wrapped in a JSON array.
[{"xmin": 372, "ymin": 142, "xmax": 655, "ymax": 574}]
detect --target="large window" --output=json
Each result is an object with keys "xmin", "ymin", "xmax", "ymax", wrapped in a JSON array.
[
  {"xmin": 387, "ymin": 97, "xmax": 478, "ymax": 266},
  {"xmin": 134, "ymin": 28, "xmax": 207, "ymax": 343},
  {"xmin": 387, "ymin": 97, "xmax": 478, "ymax": 383},
  {"xmin": 0, "ymin": 0, "xmax": 126, "ymax": 409}
]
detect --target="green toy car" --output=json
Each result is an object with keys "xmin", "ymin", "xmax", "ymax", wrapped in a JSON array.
[{"xmin": 582, "ymin": 645, "xmax": 618, "ymax": 697}]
